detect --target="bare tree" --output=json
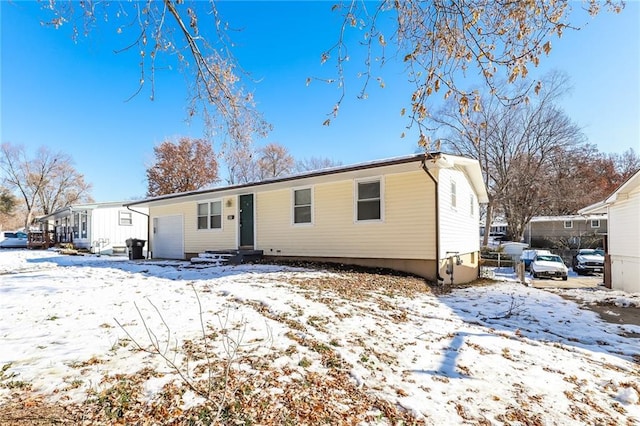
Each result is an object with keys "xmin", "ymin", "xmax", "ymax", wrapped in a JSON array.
[
  {"xmin": 319, "ymin": 1, "xmax": 622, "ymax": 142},
  {"xmin": 435, "ymin": 72, "xmax": 585, "ymax": 243},
  {"xmin": 296, "ymin": 157, "xmax": 343, "ymax": 173},
  {"xmin": 38, "ymin": 160, "xmax": 93, "ymax": 215},
  {"xmin": 34, "ymin": 1, "xmax": 622, "ymax": 148},
  {"xmin": 613, "ymin": 148, "xmax": 640, "ymax": 182},
  {"xmin": 37, "ymin": 1, "xmax": 270, "ymax": 146},
  {"xmin": 146, "ymin": 137, "xmax": 219, "ymax": 197},
  {"xmin": 223, "ymin": 140, "xmax": 258, "ymax": 185},
  {"xmin": 255, "ymin": 143, "xmax": 295, "ymax": 180},
  {"xmin": 0, "ymin": 144, "xmax": 91, "ymax": 229}
]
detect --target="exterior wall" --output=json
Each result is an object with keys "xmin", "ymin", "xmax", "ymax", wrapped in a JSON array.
[
  {"xmin": 149, "ymin": 199, "xmax": 237, "ymax": 257},
  {"xmin": 524, "ymin": 216, "xmax": 607, "ymax": 248},
  {"xmin": 437, "ymin": 168, "xmax": 482, "ymax": 284},
  {"xmin": 142, "ymin": 157, "xmax": 487, "ymax": 284},
  {"xmin": 608, "ymin": 185, "xmax": 640, "ymax": 293},
  {"xmin": 256, "ymin": 170, "xmax": 435, "ymax": 260},
  {"xmin": 88, "ymin": 207, "xmax": 148, "ymax": 254}
]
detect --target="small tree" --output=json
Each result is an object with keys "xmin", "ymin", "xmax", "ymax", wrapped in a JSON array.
[
  {"xmin": 296, "ymin": 157, "xmax": 342, "ymax": 173},
  {"xmin": 146, "ymin": 137, "xmax": 219, "ymax": 197},
  {"xmin": 255, "ymin": 143, "xmax": 295, "ymax": 180}
]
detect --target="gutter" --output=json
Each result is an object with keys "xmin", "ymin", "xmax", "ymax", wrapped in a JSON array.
[
  {"xmin": 421, "ymin": 154, "xmax": 445, "ymax": 283},
  {"xmin": 127, "ymin": 205, "xmax": 151, "ymax": 259}
]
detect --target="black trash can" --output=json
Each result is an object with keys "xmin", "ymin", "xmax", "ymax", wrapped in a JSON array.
[{"xmin": 125, "ymin": 238, "xmax": 146, "ymax": 260}]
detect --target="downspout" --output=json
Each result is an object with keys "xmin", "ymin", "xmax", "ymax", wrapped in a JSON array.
[
  {"xmin": 127, "ymin": 206, "xmax": 150, "ymax": 259},
  {"xmin": 421, "ymin": 157, "xmax": 445, "ymax": 284}
]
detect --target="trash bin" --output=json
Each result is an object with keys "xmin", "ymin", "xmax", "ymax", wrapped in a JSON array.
[{"xmin": 125, "ymin": 238, "xmax": 146, "ymax": 260}]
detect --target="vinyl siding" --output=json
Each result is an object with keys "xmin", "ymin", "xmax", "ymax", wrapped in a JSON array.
[
  {"xmin": 438, "ymin": 167, "xmax": 481, "ymax": 257},
  {"xmin": 609, "ymin": 185, "xmax": 640, "ymax": 292},
  {"xmin": 257, "ymin": 170, "xmax": 436, "ymax": 259},
  {"xmin": 150, "ymin": 199, "xmax": 237, "ymax": 254},
  {"xmin": 87, "ymin": 207, "xmax": 147, "ymax": 250},
  {"xmin": 608, "ymin": 189, "xmax": 640, "ymax": 258}
]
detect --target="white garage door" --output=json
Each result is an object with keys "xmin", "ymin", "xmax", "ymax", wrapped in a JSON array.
[{"xmin": 152, "ymin": 215, "xmax": 184, "ymax": 259}]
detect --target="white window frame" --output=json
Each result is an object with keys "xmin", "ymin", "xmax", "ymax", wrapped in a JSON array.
[
  {"xmin": 292, "ymin": 186, "xmax": 313, "ymax": 226},
  {"xmin": 197, "ymin": 199, "xmax": 223, "ymax": 230},
  {"xmin": 591, "ymin": 219, "xmax": 600, "ymax": 228},
  {"xmin": 354, "ymin": 177, "xmax": 383, "ymax": 222},
  {"xmin": 450, "ymin": 179, "xmax": 457, "ymax": 209},
  {"xmin": 119, "ymin": 210, "xmax": 133, "ymax": 226},
  {"xmin": 564, "ymin": 220, "xmax": 573, "ymax": 229}
]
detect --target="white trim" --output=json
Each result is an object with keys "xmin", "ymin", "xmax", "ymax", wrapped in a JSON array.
[
  {"xmin": 118, "ymin": 210, "xmax": 133, "ymax": 226},
  {"xmin": 196, "ymin": 198, "xmax": 223, "ymax": 231},
  {"xmin": 291, "ymin": 186, "xmax": 314, "ymax": 226},
  {"xmin": 450, "ymin": 178, "xmax": 457, "ymax": 210},
  {"xmin": 354, "ymin": 176, "xmax": 384, "ymax": 223}
]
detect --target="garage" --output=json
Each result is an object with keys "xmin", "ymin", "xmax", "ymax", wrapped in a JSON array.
[{"xmin": 152, "ymin": 215, "xmax": 184, "ymax": 259}]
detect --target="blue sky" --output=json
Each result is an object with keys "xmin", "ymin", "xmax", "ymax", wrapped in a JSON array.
[{"xmin": 1, "ymin": 1, "xmax": 638, "ymax": 202}]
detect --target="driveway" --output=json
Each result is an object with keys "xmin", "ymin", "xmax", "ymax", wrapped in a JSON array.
[{"xmin": 530, "ymin": 273, "xmax": 603, "ymax": 289}]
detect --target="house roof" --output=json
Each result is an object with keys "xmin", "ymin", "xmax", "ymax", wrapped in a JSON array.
[
  {"xmin": 125, "ymin": 152, "xmax": 489, "ymax": 208},
  {"xmin": 605, "ymin": 168, "xmax": 640, "ymax": 204},
  {"xmin": 38, "ymin": 201, "xmax": 136, "ymax": 222},
  {"xmin": 529, "ymin": 214, "xmax": 607, "ymax": 222}
]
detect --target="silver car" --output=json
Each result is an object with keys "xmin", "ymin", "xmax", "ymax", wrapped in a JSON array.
[
  {"xmin": 0, "ymin": 231, "xmax": 28, "ymax": 248},
  {"xmin": 531, "ymin": 254, "xmax": 568, "ymax": 281}
]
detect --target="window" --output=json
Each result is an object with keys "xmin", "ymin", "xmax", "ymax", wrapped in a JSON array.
[
  {"xmin": 197, "ymin": 201, "xmax": 222, "ymax": 230},
  {"xmin": 591, "ymin": 219, "xmax": 600, "ymax": 228},
  {"xmin": 119, "ymin": 211, "xmax": 133, "ymax": 226},
  {"xmin": 357, "ymin": 180, "xmax": 381, "ymax": 221},
  {"xmin": 451, "ymin": 180, "xmax": 457, "ymax": 208},
  {"xmin": 293, "ymin": 188, "xmax": 312, "ymax": 224},
  {"xmin": 564, "ymin": 220, "xmax": 573, "ymax": 229}
]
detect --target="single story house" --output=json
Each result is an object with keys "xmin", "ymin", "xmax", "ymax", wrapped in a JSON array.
[
  {"xmin": 38, "ymin": 202, "xmax": 149, "ymax": 255},
  {"xmin": 523, "ymin": 214, "xmax": 607, "ymax": 249},
  {"xmin": 579, "ymin": 170, "xmax": 640, "ymax": 293},
  {"xmin": 126, "ymin": 153, "xmax": 489, "ymax": 284}
]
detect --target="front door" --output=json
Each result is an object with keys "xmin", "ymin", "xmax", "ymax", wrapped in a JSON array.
[{"xmin": 239, "ymin": 194, "xmax": 254, "ymax": 248}]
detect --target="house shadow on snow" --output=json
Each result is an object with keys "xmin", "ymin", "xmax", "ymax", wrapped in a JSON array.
[
  {"xmin": 24, "ymin": 253, "xmax": 311, "ymax": 282},
  {"xmin": 431, "ymin": 277, "xmax": 640, "ymax": 366}
]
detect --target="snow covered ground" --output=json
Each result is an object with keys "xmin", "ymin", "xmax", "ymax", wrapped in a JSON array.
[{"xmin": 0, "ymin": 250, "xmax": 638, "ymax": 424}]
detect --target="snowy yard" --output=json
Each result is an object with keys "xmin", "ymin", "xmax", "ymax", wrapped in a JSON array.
[{"xmin": 0, "ymin": 250, "xmax": 639, "ymax": 425}]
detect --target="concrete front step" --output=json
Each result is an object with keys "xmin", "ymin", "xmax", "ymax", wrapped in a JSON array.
[{"xmin": 190, "ymin": 249, "xmax": 263, "ymax": 266}]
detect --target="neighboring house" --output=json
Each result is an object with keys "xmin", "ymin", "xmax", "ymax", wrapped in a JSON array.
[
  {"xmin": 38, "ymin": 202, "xmax": 149, "ymax": 255},
  {"xmin": 126, "ymin": 153, "xmax": 489, "ymax": 284},
  {"xmin": 579, "ymin": 170, "xmax": 640, "ymax": 293},
  {"xmin": 523, "ymin": 214, "xmax": 607, "ymax": 249}
]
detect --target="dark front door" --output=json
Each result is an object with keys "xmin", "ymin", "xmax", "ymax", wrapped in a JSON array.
[{"xmin": 239, "ymin": 194, "xmax": 254, "ymax": 248}]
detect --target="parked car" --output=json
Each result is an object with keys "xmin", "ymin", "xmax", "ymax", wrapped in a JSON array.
[
  {"xmin": 0, "ymin": 231, "xmax": 28, "ymax": 248},
  {"xmin": 530, "ymin": 253, "xmax": 568, "ymax": 280},
  {"xmin": 572, "ymin": 249, "xmax": 605, "ymax": 275},
  {"xmin": 520, "ymin": 249, "xmax": 551, "ymax": 271}
]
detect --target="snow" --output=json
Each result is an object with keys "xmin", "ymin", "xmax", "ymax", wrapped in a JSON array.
[{"xmin": 1, "ymin": 249, "xmax": 639, "ymax": 424}]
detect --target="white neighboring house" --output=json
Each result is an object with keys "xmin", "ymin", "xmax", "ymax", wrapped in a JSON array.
[
  {"xmin": 579, "ymin": 169, "xmax": 640, "ymax": 293},
  {"xmin": 39, "ymin": 202, "xmax": 149, "ymax": 255}
]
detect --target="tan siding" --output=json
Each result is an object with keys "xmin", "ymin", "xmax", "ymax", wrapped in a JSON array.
[
  {"xmin": 257, "ymin": 170, "xmax": 435, "ymax": 259},
  {"xmin": 150, "ymin": 199, "xmax": 237, "ymax": 254}
]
